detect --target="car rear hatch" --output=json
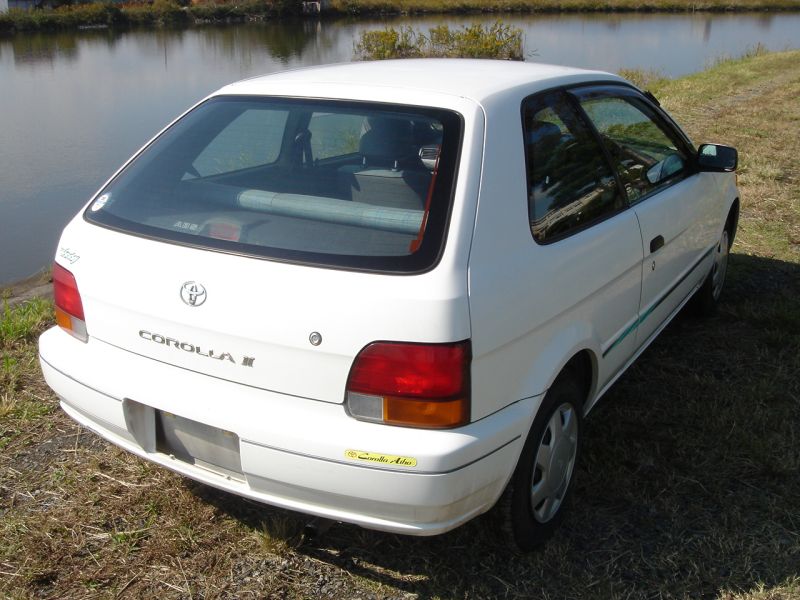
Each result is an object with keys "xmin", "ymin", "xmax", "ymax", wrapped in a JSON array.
[
  {"xmin": 63, "ymin": 93, "xmax": 473, "ymax": 404},
  {"xmin": 61, "ymin": 225, "xmax": 469, "ymax": 403}
]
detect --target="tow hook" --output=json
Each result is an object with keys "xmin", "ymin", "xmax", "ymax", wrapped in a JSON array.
[{"xmin": 301, "ymin": 517, "xmax": 337, "ymax": 543}]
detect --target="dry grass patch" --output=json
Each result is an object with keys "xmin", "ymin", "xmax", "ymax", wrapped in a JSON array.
[{"xmin": 651, "ymin": 49, "xmax": 800, "ymax": 262}]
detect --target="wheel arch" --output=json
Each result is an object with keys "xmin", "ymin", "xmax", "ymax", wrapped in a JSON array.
[
  {"xmin": 726, "ymin": 197, "xmax": 740, "ymax": 246},
  {"xmin": 500, "ymin": 345, "xmax": 597, "ymax": 483},
  {"xmin": 492, "ymin": 347, "xmax": 593, "ymax": 550},
  {"xmin": 560, "ymin": 349, "xmax": 596, "ymax": 410}
]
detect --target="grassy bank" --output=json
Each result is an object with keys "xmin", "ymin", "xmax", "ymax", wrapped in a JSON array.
[
  {"xmin": 2, "ymin": 0, "xmax": 800, "ymax": 34},
  {"xmin": 333, "ymin": 0, "xmax": 800, "ymax": 15},
  {"xmin": 0, "ymin": 0, "xmax": 297, "ymax": 33},
  {"xmin": 1, "ymin": 49, "xmax": 799, "ymax": 598}
]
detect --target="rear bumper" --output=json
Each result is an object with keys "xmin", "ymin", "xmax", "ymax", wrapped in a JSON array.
[{"xmin": 39, "ymin": 327, "xmax": 539, "ymax": 535}]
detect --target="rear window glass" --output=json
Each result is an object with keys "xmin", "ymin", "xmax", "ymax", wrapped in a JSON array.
[{"xmin": 86, "ymin": 96, "xmax": 463, "ymax": 273}]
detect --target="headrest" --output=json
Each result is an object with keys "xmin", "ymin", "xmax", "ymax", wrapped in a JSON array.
[
  {"xmin": 359, "ymin": 117, "xmax": 414, "ymax": 162},
  {"xmin": 527, "ymin": 120, "xmax": 562, "ymax": 145}
]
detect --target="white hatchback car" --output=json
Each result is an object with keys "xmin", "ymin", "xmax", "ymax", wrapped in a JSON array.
[{"xmin": 39, "ymin": 59, "xmax": 739, "ymax": 550}]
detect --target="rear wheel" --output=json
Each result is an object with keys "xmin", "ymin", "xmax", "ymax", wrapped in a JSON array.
[{"xmin": 495, "ymin": 374, "xmax": 583, "ymax": 551}]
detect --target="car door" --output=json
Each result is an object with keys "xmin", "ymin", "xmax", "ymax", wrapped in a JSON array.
[
  {"xmin": 521, "ymin": 90, "xmax": 643, "ymax": 391},
  {"xmin": 573, "ymin": 86, "xmax": 716, "ymax": 347}
]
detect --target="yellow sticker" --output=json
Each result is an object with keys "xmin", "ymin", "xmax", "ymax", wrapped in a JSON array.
[{"xmin": 344, "ymin": 449, "xmax": 417, "ymax": 468}]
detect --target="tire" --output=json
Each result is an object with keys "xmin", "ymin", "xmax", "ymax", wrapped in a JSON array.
[
  {"xmin": 691, "ymin": 224, "xmax": 732, "ymax": 316},
  {"xmin": 495, "ymin": 374, "xmax": 583, "ymax": 552}
]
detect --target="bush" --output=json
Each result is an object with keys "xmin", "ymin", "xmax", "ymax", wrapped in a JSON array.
[
  {"xmin": 188, "ymin": 0, "xmax": 290, "ymax": 22},
  {"xmin": 71, "ymin": 3, "xmax": 124, "ymax": 27},
  {"xmin": 150, "ymin": 0, "xmax": 189, "ymax": 26},
  {"xmin": 0, "ymin": 12, "xmax": 14, "ymax": 33},
  {"xmin": 0, "ymin": 3, "xmax": 123, "ymax": 31},
  {"xmin": 354, "ymin": 22, "xmax": 524, "ymax": 61},
  {"xmin": 354, "ymin": 26, "xmax": 421, "ymax": 60}
]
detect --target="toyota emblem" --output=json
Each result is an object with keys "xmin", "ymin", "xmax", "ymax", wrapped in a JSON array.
[{"xmin": 180, "ymin": 281, "xmax": 207, "ymax": 307}]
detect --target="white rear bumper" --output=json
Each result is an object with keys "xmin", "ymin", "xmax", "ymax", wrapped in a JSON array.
[{"xmin": 39, "ymin": 327, "xmax": 538, "ymax": 535}]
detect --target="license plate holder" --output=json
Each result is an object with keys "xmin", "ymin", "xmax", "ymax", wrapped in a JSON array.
[{"xmin": 156, "ymin": 411, "xmax": 244, "ymax": 482}]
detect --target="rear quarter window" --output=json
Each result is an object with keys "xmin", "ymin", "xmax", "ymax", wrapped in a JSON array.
[{"xmin": 523, "ymin": 91, "xmax": 626, "ymax": 243}]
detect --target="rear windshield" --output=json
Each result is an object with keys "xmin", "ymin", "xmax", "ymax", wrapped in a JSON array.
[{"xmin": 86, "ymin": 96, "xmax": 463, "ymax": 273}]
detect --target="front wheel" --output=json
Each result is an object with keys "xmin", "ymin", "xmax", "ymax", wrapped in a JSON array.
[
  {"xmin": 692, "ymin": 225, "xmax": 731, "ymax": 316},
  {"xmin": 495, "ymin": 375, "xmax": 583, "ymax": 551}
]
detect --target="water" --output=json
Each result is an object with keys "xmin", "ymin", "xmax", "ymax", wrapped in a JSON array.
[{"xmin": 1, "ymin": 13, "xmax": 798, "ymax": 284}]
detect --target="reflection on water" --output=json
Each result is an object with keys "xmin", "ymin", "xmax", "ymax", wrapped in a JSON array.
[
  {"xmin": 3, "ymin": 29, "xmax": 124, "ymax": 67},
  {"xmin": 1, "ymin": 12, "xmax": 799, "ymax": 284},
  {"xmin": 7, "ymin": 31, "xmax": 82, "ymax": 65},
  {"xmin": 190, "ymin": 20, "xmax": 341, "ymax": 67}
]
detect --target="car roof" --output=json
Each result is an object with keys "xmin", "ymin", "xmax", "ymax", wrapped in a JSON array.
[{"xmin": 217, "ymin": 59, "xmax": 625, "ymax": 106}]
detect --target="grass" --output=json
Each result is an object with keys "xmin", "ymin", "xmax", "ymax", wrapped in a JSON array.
[
  {"xmin": 0, "ymin": 298, "xmax": 54, "ymax": 425},
  {"xmin": 2, "ymin": 0, "xmax": 800, "ymax": 33},
  {"xmin": 1, "ymin": 49, "xmax": 799, "ymax": 598}
]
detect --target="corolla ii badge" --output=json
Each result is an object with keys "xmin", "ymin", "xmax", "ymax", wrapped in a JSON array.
[{"xmin": 180, "ymin": 281, "xmax": 207, "ymax": 307}]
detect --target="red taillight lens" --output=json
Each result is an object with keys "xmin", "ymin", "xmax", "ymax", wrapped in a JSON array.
[
  {"xmin": 53, "ymin": 262, "xmax": 88, "ymax": 342},
  {"xmin": 346, "ymin": 340, "xmax": 471, "ymax": 429}
]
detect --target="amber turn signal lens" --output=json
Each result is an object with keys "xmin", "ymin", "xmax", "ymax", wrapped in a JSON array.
[{"xmin": 383, "ymin": 395, "xmax": 469, "ymax": 429}]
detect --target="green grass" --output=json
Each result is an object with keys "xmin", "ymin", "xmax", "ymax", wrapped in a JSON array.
[
  {"xmin": 0, "ymin": 297, "xmax": 54, "ymax": 425},
  {"xmin": 0, "ymin": 297, "xmax": 51, "ymax": 347},
  {"xmin": 0, "ymin": 50, "xmax": 799, "ymax": 599}
]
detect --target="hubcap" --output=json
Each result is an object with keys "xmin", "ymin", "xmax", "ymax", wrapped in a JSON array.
[
  {"xmin": 530, "ymin": 402, "xmax": 578, "ymax": 523},
  {"xmin": 711, "ymin": 229, "xmax": 730, "ymax": 301}
]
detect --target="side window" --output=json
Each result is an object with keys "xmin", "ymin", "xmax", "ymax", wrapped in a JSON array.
[
  {"xmin": 307, "ymin": 112, "xmax": 364, "ymax": 160},
  {"xmin": 524, "ymin": 91, "xmax": 626, "ymax": 243},
  {"xmin": 192, "ymin": 108, "xmax": 288, "ymax": 177},
  {"xmin": 575, "ymin": 91, "xmax": 689, "ymax": 204}
]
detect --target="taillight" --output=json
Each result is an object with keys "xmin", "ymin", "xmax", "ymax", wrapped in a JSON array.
[
  {"xmin": 53, "ymin": 263, "xmax": 88, "ymax": 342},
  {"xmin": 345, "ymin": 340, "xmax": 471, "ymax": 429}
]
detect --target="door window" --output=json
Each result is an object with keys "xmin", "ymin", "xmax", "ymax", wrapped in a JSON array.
[
  {"xmin": 575, "ymin": 90, "xmax": 689, "ymax": 204},
  {"xmin": 523, "ymin": 91, "xmax": 626, "ymax": 243}
]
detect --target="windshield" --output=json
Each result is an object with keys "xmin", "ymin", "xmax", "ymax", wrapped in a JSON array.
[{"xmin": 86, "ymin": 96, "xmax": 463, "ymax": 273}]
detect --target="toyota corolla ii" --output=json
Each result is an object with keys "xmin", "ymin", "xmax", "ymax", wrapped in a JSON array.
[{"xmin": 40, "ymin": 59, "xmax": 739, "ymax": 550}]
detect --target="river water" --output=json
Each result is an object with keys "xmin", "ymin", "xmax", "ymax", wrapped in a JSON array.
[{"xmin": 1, "ymin": 13, "xmax": 798, "ymax": 284}]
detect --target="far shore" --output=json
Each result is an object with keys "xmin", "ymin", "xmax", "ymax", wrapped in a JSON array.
[{"xmin": 2, "ymin": 0, "xmax": 800, "ymax": 35}]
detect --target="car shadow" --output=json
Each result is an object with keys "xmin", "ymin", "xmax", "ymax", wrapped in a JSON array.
[{"xmin": 190, "ymin": 251, "xmax": 800, "ymax": 598}]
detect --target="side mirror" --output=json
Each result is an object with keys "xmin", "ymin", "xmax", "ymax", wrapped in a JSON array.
[{"xmin": 697, "ymin": 143, "xmax": 738, "ymax": 172}]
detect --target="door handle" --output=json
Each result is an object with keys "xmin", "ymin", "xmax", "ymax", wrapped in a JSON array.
[{"xmin": 650, "ymin": 235, "xmax": 664, "ymax": 253}]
